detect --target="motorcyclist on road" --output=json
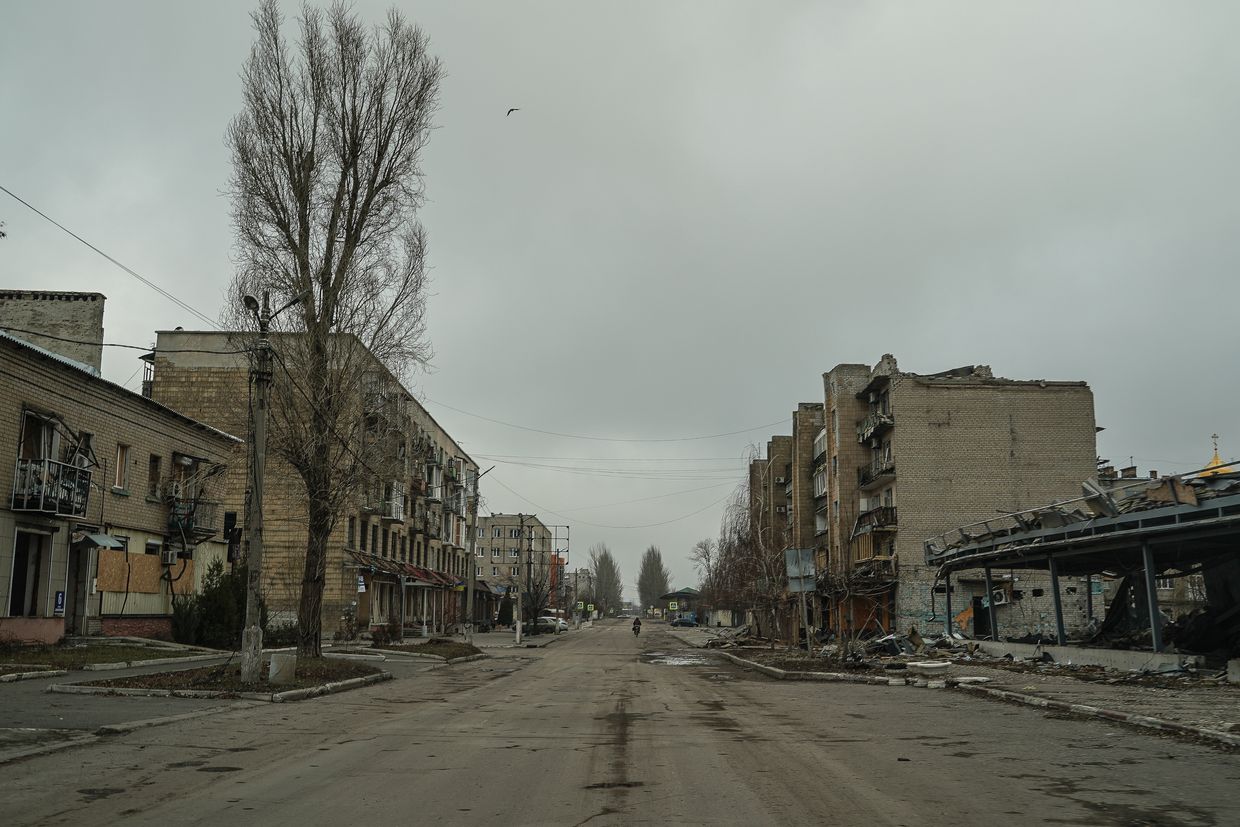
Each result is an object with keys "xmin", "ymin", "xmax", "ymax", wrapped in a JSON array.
[{"xmin": 632, "ymin": 617, "xmax": 642, "ymax": 636}]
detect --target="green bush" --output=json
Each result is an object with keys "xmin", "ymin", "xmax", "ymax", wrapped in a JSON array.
[{"xmin": 171, "ymin": 593, "xmax": 202, "ymax": 645}]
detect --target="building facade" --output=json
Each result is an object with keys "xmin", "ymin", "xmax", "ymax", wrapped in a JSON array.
[
  {"xmin": 0, "ymin": 306, "xmax": 238, "ymax": 644},
  {"xmin": 147, "ymin": 329, "xmax": 478, "ymax": 639},
  {"xmin": 473, "ymin": 514, "xmax": 562, "ymax": 620},
  {"xmin": 818, "ymin": 355, "xmax": 1098, "ymax": 638}
]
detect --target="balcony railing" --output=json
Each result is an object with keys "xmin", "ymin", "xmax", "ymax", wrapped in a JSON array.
[
  {"xmin": 12, "ymin": 458, "xmax": 91, "ymax": 517},
  {"xmin": 168, "ymin": 498, "xmax": 220, "ymax": 543},
  {"xmin": 380, "ymin": 499, "xmax": 406, "ymax": 522},
  {"xmin": 854, "ymin": 505, "xmax": 898, "ymax": 533},
  {"xmin": 857, "ymin": 411, "xmax": 895, "ymax": 444},
  {"xmin": 858, "ymin": 456, "xmax": 896, "ymax": 489}
]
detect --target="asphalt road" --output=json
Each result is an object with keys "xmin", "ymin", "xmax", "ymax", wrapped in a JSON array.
[{"xmin": 2, "ymin": 621, "xmax": 1238, "ymax": 826}]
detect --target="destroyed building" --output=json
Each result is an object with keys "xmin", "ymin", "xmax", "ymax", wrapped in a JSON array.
[
  {"xmin": 926, "ymin": 450, "xmax": 1240, "ymax": 657},
  {"xmin": 815, "ymin": 355, "xmax": 1098, "ymax": 639}
]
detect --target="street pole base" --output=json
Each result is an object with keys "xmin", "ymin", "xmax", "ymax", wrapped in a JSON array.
[{"xmin": 240, "ymin": 625, "xmax": 265, "ymax": 685}]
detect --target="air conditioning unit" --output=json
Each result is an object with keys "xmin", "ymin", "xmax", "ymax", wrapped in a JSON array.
[
  {"xmin": 990, "ymin": 589, "xmax": 1009, "ymax": 606},
  {"xmin": 775, "ymin": 477, "xmax": 786, "ymax": 485},
  {"xmin": 775, "ymin": 505, "xmax": 787, "ymax": 514},
  {"xmin": 160, "ymin": 547, "xmax": 179, "ymax": 566},
  {"xmin": 164, "ymin": 480, "xmax": 185, "ymax": 500}
]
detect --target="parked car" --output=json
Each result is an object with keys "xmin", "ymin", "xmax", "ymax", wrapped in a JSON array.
[
  {"xmin": 669, "ymin": 617, "xmax": 698, "ymax": 627},
  {"xmin": 538, "ymin": 616, "xmax": 569, "ymax": 632},
  {"xmin": 523, "ymin": 617, "xmax": 561, "ymax": 634}
]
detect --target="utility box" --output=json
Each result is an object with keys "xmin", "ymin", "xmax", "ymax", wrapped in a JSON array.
[{"xmin": 269, "ymin": 652, "xmax": 297, "ymax": 685}]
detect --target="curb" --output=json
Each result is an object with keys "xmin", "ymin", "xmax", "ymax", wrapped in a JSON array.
[
  {"xmin": 0, "ymin": 734, "xmax": 100, "ymax": 767},
  {"xmin": 715, "ymin": 652, "xmax": 891, "ymax": 685},
  {"xmin": 95, "ymin": 702, "xmax": 258, "ymax": 735},
  {"xmin": 366, "ymin": 649, "xmax": 445, "ymax": 662},
  {"xmin": 322, "ymin": 652, "xmax": 387, "ymax": 662},
  {"xmin": 270, "ymin": 671, "xmax": 392, "ymax": 702},
  {"xmin": 953, "ymin": 683, "xmax": 1240, "ymax": 749},
  {"xmin": 1, "ymin": 669, "xmax": 68, "ymax": 683},
  {"xmin": 83, "ymin": 653, "xmax": 229, "ymax": 671},
  {"xmin": 48, "ymin": 671, "xmax": 393, "ymax": 703},
  {"xmin": 428, "ymin": 653, "xmax": 489, "ymax": 669}
]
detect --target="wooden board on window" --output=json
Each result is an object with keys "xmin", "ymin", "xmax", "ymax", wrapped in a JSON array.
[{"xmin": 97, "ymin": 549, "xmax": 195, "ymax": 595}]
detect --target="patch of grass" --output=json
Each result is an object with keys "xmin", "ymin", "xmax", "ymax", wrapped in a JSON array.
[
  {"xmin": 0, "ymin": 643, "xmax": 204, "ymax": 670},
  {"xmin": 82, "ymin": 657, "xmax": 380, "ymax": 692},
  {"xmin": 373, "ymin": 639, "xmax": 481, "ymax": 660}
]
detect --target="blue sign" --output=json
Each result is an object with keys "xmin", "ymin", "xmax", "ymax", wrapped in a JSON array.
[{"xmin": 54, "ymin": 590, "xmax": 66, "ymax": 617}]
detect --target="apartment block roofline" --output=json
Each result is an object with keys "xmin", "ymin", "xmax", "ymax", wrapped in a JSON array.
[
  {"xmin": 151, "ymin": 327, "xmax": 475, "ymax": 460},
  {"xmin": 1, "ymin": 330, "xmax": 242, "ymax": 444}
]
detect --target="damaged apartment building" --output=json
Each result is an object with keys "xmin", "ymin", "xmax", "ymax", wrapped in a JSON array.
[
  {"xmin": 146, "ymin": 327, "xmax": 478, "ymax": 639},
  {"xmin": 0, "ymin": 291, "xmax": 238, "ymax": 643},
  {"xmin": 749, "ymin": 354, "xmax": 1099, "ymax": 643}
]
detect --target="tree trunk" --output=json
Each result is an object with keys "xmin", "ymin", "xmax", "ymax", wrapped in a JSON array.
[{"xmin": 297, "ymin": 494, "xmax": 332, "ymax": 657}]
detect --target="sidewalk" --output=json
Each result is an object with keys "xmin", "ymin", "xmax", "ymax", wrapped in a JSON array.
[
  {"xmin": 668, "ymin": 629, "xmax": 1240, "ymax": 743},
  {"xmin": 935, "ymin": 659, "xmax": 1240, "ymax": 736}
]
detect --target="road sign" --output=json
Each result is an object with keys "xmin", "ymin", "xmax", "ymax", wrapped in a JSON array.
[
  {"xmin": 357, "ymin": 575, "xmax": 366, "ymax": 594},
  {"xmin": 576, "ymin": 601, "xmax": 584, "ymax": 610},
  {"xmin": 668, "ymin": 601, "xmax": 678, "ymax": 611},
  {"xmin": 587, "ymin": 604, "xmax": 595, "ymax": 612}
]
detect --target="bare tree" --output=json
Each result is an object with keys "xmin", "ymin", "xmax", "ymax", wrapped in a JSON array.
[
  {"xmin": 588, "ymin": 543, "xmax": 623, "ymax": 616},
  {"xmin": 226, "ymin": 0, "xmax": 442, "ymax": 657},
  {"xmin": 637, "ymin": 545, "xmax": 672, "ymax": 611}
]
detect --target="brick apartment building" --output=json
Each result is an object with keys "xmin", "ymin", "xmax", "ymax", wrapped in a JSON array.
[
  {"xmin": 816, "ymin": 355, "xmax": 1097, "ymax": 638},
  {"xmin": 0, "ymin": 292, "xmax": 238, "ymax": 644},
  {"xmin": 147, "ymin": 329, "xmax": 478, "ymax": 638},
  {"xmin": 473, "ymin": 514, "xmax": 563, "ymax": 620}
]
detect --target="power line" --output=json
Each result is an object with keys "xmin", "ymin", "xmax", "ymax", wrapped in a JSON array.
[
  {"xmin": 424, "ymin": 397, "xmax": 788, "ymax": 443},
  {"xmin": 473, "ymin": 452, "xmax": 744, "ymax": 462},
  {"xmin": 0, "ymin": 184, "xmax": 220, "ymax": 329},
  {"xmin": 488, "ymin": 474, "xmax": 733, "ymax": 530},
  {"xmin": 556, "ymin": 481, "xmax": 737, "ymax": 514},
  {"xmin": 0, "ymin": 326, "xmax": 248, "ymax": 355}
]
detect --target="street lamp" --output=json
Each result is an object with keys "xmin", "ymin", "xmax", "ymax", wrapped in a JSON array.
[{"xmin": 239, "ymin": 289, "xmax": 307, "ymax": 685}]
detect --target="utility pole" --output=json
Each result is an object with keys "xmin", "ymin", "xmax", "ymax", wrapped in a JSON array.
[
  {"xmin": 238, "ymin": 289, "xmax": 305, "ymax": 684},
  {"xmin": 515, "ymin": 514, "xmax": 526, "ymax": 645},
  {"xmin": 240, "ymin": 292, "xmax": 272, "ymax": 685},
  {"xmin": 464, "ymin": 465, "xmax": 494, "ymax": 645}
]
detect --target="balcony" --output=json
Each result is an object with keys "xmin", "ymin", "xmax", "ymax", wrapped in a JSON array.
[
  {"xmin": 854, "ymin": 505, "xmax": 898, "ymax": 533},
  {"xmin": 857, "ymin": 456, "xmax": 895, "ymax": 490},
  {"xmin": 12, "ymin": 458, "xmax": 91, "ymax": 517},
  {"xmin": 168, "ymin": 498, "xmax": 220, "ymax": 544},
  {"xmin": 379, "ymin": 499, "xmax": 406, "ymax": 522},
  {"xmin": 857, "ymin": 411, "xmax": 894, "ymax": 444}
]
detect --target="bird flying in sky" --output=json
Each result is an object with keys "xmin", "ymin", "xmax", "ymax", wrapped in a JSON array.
[{"xmin": 507, "ymin": 108, "xmax": 520, "ymax": 116}]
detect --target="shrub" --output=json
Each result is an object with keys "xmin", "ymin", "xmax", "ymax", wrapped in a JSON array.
[
  {"xmin": 196, "ymin": 560, "xmax": 251, "ymax": 649},
  {"xmin": 171, "ymin": 593, "xmax": 202, "ymax": 645}
]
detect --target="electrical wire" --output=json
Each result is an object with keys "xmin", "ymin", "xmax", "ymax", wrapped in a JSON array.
[
  {"xmin": 0, "ymin": 184, "xmax": 220, "ymax": 329},
  {"xmin": 487, "ymin": 474, "xmax": 734, "ymax": 530},
  {"xmin": 0, "ymin": 326, "xmax": 250, "ymax": 355},
  {"xmin": 424, "ymin": 396, "xmax": 788, "ymax": 443},
  {"xmin": 555, "ymin": 480, "xmax": 737, "ymax": 514}
]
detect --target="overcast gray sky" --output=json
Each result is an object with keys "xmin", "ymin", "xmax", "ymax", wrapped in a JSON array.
[{"xmin": 3, "ymin": 1, "xmax": 1239, "ymax": 596}]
